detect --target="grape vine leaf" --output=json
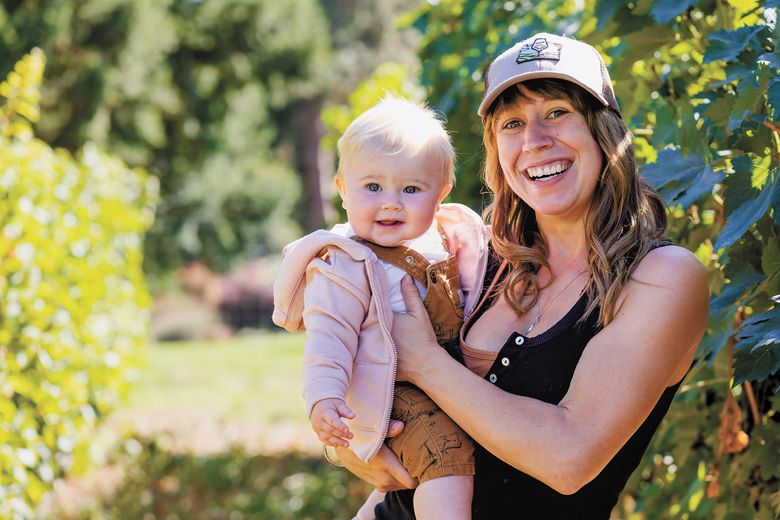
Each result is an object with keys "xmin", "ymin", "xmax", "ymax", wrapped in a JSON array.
[
  {"xmin": 650, "ymin": 0, "xmax": 700, "ymax": 24},
  {"xmin": 703, "ymin": 26, "xmax": 767, "ymax": 64},
  {"xmin": 710, "ymin": 263, "xmax": 765, "ymax": 317},
  {"xmin": 715, "ymin": 168, "xmax": 779, "ymax": 249},
  {"xmin": 758, "ymin": 52, "xmax": 780, "ymax": 70},
  {"xmin": 641, "ymin": 148, "xmax": 723, "ymax": 209},
  {"xmin": 733, "ymin": 307, "xmax": 780, "ymax": 385},
  {"xmin": 698, "ymin": 313, "xmax": 734, "ymax": 360},
  {"xmin": 733, "ymin": 346, "xmax": 778, "ymax": 386},
  {"xmin": 762, "ymin": 237, "xmax": 780, "ymax": 281},
  {"xmin": 711, "ymin": 61, "xmax": 759, "ymax": 87},
  {"xmin": 768, "ymin": 77, "xmax": 780, "ymax": 115},
  {"xmin": 737, "ymin": 307, "xmax": 780, "ymax": 352},
  {"xmin": 595, "ymin": 0, "xmax": 622, "ymax": 30},
  {"xmin": 703, "ymin": 94, "xmax": 736, "ymax": 122},
  {"xmin": 728, "ymin": 87, "xmax": 763, "ymax": 132},
  {"xmin": 649, "ymin": 103, "xmax": 677, "ymax": 149}
]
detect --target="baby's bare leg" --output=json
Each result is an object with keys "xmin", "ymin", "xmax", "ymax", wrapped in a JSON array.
[{"xmin": 413, "ymin": 475, "xmax": 473, "ymax": 520}]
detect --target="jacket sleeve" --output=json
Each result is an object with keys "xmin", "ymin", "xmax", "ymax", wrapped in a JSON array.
[{"xmin": 301, "ymin": 249, "xmax": 370, "ymax": 416}]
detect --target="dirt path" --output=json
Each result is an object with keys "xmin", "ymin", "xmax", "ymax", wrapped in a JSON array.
[{"xmin": 106, "ymin": 408, "xmax": 320, "ymax": 456}]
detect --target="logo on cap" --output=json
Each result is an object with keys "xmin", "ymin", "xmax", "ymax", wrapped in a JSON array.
[{"xmin": 516, "ymin": 38, "xmax": 562, "ymax": 64}]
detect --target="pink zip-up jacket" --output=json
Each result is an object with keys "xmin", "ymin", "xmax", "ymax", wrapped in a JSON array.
[{"xmin": 273, "ymin": 203, "xmax": 490, "ymax": 462}]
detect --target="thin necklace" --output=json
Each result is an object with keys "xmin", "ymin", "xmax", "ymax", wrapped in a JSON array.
[{"xmin": 525, "ymin": 268, "xmax": 588, "ymax": 335}]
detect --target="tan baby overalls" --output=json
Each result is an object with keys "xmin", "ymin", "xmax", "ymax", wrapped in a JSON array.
[{"xmin": 355, "ymin": 238, "xmax": 475, "ymax": 483}]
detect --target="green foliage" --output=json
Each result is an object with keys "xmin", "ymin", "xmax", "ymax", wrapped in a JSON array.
[
  {"xmin": 319, "ymin": 0, "xmax": 423, "ymax": 102},
  {"xmin": 405, "ymin": 0, "xmax": 779, "ymax": 517},
  {"xmin": 0, "ymin": 50, "xmax": 158, "ymax": 516},
  {"xmin": 733, "ymin": 307, "xmax": 780, "ymax": 385},
  {"xmin": 642, "ymin": 149, "xmax": 724, "ymax": 210},
  {"xmin": 321, "ymin": 61, "xmax": 425, "ymax": 151},
  {"xmin": 0, "ymin": 0, "xmax": 331, "ymax": 274},
  {"xmin": 47, "ymin": 435, "xmax": 372, "ymax": 519}
]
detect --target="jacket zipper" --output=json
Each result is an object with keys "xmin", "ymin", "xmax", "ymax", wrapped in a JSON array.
[
  {"xmin": 363, "ymin": 257, "xmax": 397, "ymax": 461},
  {"xmin": 464, "ymin": 226, "xmax": 489, "ymax": 320}
]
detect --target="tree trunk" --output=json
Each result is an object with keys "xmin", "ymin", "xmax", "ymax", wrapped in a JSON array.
[{"xmin": 299, "ymin": 95, "xmax": 326, "ymax": 231}]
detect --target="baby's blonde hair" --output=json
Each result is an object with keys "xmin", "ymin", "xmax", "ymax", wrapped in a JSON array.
[{"xmin": 336, "ymin": 96, "xmax": 455, "ymax": 185}]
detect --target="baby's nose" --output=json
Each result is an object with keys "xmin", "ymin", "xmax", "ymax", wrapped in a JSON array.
[{"xmin": 381, "ymin": 194, "xmax": 402, "ymax": 210}]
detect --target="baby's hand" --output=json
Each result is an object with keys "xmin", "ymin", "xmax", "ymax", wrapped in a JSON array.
[{"xmin": 310, "ymin": 398, "xmax": 355, "ymax": 447}]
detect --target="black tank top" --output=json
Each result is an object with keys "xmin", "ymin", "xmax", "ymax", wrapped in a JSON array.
[{"xmin": 375, "ymin": 243, "xmax": 682, "ymax": 519}]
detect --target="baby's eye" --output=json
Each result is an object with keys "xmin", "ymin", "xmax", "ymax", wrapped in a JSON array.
[
  {"xmin": 366, "ymin": 183, "xmax": 381, "ymax": 192},
  {"xmin": 403, "ymin": 186, "xmax": 419, "ymax": 194}
]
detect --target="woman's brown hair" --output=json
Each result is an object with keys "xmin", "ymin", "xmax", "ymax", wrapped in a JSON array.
[{"xmin": 482, "ymin": 78, "xmax": 667, "ymax": 326}]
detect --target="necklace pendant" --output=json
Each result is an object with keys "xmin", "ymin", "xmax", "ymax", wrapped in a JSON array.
[
  {"xmin": 522, "ymin": 268, "xmax": 587, "ymax": 338},
  {"xmin": 525, "ymin": 317, "xmax": 539, "ymax": 335}
]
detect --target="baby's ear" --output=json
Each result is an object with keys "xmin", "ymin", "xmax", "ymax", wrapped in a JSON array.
[
  {"xmin": 334, "ymin": 176, "xmax": 348, "ymax": 209},
  {"xmin": 438, "ymin": 182, "xmax": 453, "ymax": 203},
  {"xmin": 335, "ymin": 175, "xmax": 346, "ymax": 198}
]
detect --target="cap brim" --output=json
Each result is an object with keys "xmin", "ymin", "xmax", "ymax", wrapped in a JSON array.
[{"xmin": 477, "ymin": 71, "xmax": 610, "ymax": 117}]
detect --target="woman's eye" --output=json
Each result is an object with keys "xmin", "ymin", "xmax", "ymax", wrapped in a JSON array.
[
  {"xmin": 548, "ymin": 109, "xmax": 567, "ymax": 119},
  {"xmin": 503, "ymin": 120, "xmax": 522, "ymax": 130},
  {"xmin": 366, "ymin": 183, "xmax": 381, "ymax": 192},
  {"xmin": 403, "ymin": 186, "xmax": 419, "ymax": 194}
]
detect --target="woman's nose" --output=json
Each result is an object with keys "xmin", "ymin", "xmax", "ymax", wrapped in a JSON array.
[{"xmin": 521, "ymin": 119, "xmax": 554, "ymax": 153}]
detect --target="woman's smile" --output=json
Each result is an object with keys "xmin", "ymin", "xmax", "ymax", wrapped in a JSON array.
[{"xmin": 525, "ymin": 160, "xmax": 572, "ymax": 181}]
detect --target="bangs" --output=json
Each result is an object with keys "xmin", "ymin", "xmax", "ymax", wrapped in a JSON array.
[{"xmin": 488, "ymin": 78, "xmax": 601, "ymax": 125}]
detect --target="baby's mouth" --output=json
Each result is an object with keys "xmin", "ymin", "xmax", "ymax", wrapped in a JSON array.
[
  {"xmin": 526, "ymin": 161, "xmax": 571, "ymax": 181},
  {"xmin": 377, "ymin": 219, "xmax": 403, "ymax": 226}
]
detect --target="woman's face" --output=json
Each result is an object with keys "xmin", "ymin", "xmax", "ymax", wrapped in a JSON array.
[{"xmin": 494, "ymin": 85, "xmax": 603, "ymax": 225}]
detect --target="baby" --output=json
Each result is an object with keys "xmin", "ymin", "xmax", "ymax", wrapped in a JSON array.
[{"xmin": 273, "ymin": 96, "xmax": 487, "ymax": 519}]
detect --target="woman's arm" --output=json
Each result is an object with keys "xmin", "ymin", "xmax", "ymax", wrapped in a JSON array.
[
  {"xmin": 393, "ymin": 245, "xmax": 709, "ymax": 494},
  {"xmin": 335, "ymin": 421, "xmax": 418, "ymax": 492}
]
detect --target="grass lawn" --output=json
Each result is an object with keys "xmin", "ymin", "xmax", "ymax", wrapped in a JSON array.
[
  {"xmin": 43, "ymin": 330, "xmax": 376, "ymax": 519},
  {"xmin": 125, "ymin": 331, "xmax": 308, "ymax": 426}
]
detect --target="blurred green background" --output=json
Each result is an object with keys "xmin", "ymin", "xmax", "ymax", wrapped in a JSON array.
[{"xmin": 1, "ymin": 0, "xmax": 778, "ymax": 518}]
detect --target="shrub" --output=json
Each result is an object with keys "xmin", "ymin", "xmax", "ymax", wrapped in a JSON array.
[
  {"xmin": 83, "ymin": 435, "xmax": 372, "ymax": 519},
  {"xmin": 0, "ymin": 49, "xmax": 158, "ymax": 517}
]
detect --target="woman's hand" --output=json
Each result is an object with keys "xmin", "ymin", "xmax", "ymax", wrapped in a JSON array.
[
  {"xmin": 392, "ymin": 275, "xmax": 446, "ymax": 383},
  {"xmin": 336, "ymin": 420, "xmax": 418, "ymax": 492}
]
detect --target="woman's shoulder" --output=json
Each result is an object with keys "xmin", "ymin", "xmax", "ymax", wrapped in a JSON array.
[{"xmin": 631, "ymin": 244, "xmax": 708, "ymax": 294}]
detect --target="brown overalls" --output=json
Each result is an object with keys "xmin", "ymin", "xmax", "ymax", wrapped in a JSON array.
[{"xmin": 355, "ymin": 238, "xmax": 475, "ymax": 483}]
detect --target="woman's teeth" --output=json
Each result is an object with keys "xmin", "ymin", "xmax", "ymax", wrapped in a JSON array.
[{"xmin": 527, "ymin": 161, "xmax": 570, "ymax": 180}]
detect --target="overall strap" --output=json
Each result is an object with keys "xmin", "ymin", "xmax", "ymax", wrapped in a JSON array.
[
  {"xmin": 460, "ymin": 259, "xmax": 508, "ymax": 341},
  {"xmin": 351, "ymin": 237, "xmax": 431, "ymax": 287}
]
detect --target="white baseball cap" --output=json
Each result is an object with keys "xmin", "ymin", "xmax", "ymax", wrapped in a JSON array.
[{"xmin": 477, "ymin": 33, "xmax": 620, "ymax": 117}]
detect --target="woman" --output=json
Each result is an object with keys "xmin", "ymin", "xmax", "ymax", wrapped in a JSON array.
[{"xmin": 336, "ymin": 32, "xmax": 709, "ymax": 519}]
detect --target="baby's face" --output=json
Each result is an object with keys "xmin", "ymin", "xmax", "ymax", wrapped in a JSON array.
[{"xmin": 336, "ymin": 151, "xmax": 452, "ymax": 247}]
